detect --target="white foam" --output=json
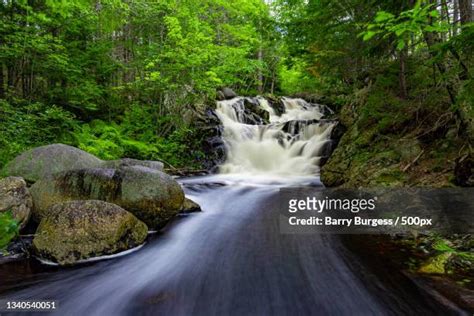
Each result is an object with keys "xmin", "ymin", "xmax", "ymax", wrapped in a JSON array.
[{"xmin": 215, "ymin": 97, "xmax": 335, "ymax": 177}]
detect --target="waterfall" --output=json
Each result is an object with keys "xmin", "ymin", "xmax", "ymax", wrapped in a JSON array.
[{"xmin": 215, "ymin": 97, "xmax": 336, "ymax": 177}]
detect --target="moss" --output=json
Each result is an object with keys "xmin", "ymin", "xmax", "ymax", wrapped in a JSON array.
[
  {"xmin": 321, "ymin": 83, "xmax": 461, "ymax": 189},
  {"xmin": 30, "ymin": 166, "xmax": 184, "ymax": 228},
  {"xmin": 375, "ymin": 150, "xmax": 401, "ymax": 163},
  {"xmin": 354, "ymin": 129, "xmax": 376, "ymax": 147},
  {"xmin": 372, "ymin": 169, "xmax": 406, "ymax": 185},
  {"xmin": 33, "ymin": 200, "xmax": 148, "ymax": 265},
  {"xmin": 418, "ymin": 252, "xmax": 453, "ymax": 274}
]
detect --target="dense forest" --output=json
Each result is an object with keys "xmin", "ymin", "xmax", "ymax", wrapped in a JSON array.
[
  {"xmin": 0, "ymin": 0, "xmax": 473, "ymax": 310},
  {"xmin": 0, "ymin": 0, "xmax": 472, "ymax": 171}
]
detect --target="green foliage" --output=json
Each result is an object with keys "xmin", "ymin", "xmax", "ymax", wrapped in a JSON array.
[
  {"xmin": 0, "ymin": 0, "xmax": 472, "ymax": 172},
  {"xmin": 357, "ymin": 84, "xmax": 411, "ymax": 133},
  {"xmin": 278, "ymin": 58, "xmax": 320, "ymax": 94},
  {"xmin": 0, "ymin": 100, "xmax": 78, "ymax": 169},
  {"xmin": 0, "ymin": 211, "xmax": 19, "ymax": 250},
  {"xmin": 430, "ymin": 237, "xmax": 474, "ymax": 263},
  {"xmin": 73, "ymin": 107, "xmax": 205, "ymax": 168},
  {"xmin": 361, "ymin": 2, "xmax": 448, "ymax": 51},
  {"xmin": 0, "ymin": 0, "xmax": 279, "ymax": 169}
]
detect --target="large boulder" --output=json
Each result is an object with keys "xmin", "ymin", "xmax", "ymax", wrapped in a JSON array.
[
  {"xmin": 101, "ymin": 158, "xmax": 164, "ymax": 171},
  {"xmin": 2, "ymin": 144, "xmax": 166, "ymax": 183},
  {"xmin": 0, "ymin": 177, "xmax": 32, "ymax": 229},
  {"xmin": 30, "ymin": 166, "xmax": 184, "ymax": 228},
  {"xmin": 33, "ymin": 200, "xmax": 147, "ymax": 265},
  {"xmin": 2, "ymin": 144, "xmax": 102, "ymax": 183}
]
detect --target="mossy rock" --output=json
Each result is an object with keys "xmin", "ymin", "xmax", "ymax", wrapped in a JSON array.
[
  {"xmin": 101, "ymin": 158, "xmax": 163, "ymax": 171},
  {"xmin": 30, "ymin": 166, "xmax": 184, "ymax": 228},
  {"xmin": 0, "ymin": 176, "xmax": 33, "ymax": 229},
  {"xmin": 338, "ymin": 104, "xmax": 356, "ymax": 127},
  {"xmin": 33, "ymin": 200, "xmax": 147, "ymax": 265},
  {"xmin": 2, "ymin": 144, "xmax": 103, "ymax": 183},
  {"xmin": 394, "ymin": 138, "xmax": 421, "ymax": 161},
  {"xmin": 180, "ymin": 198, "xmax": 201, "ymax": 213}
]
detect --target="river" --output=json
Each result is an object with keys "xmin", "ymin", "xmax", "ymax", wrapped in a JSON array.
[{"xmin": 0, "ymin": 97, "xmax": 466, "ymax": 315}]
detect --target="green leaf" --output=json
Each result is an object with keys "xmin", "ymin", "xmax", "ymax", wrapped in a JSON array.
[
  {"xmin": 0, "ymin": 211, "xmax": 19, "ymax": 250},
  {"xmin": 396, "ymin": 39, "xmax": 406, "ymax": 50},
  {"xmin": 362, "ymin": 31, "xmax": 377, "ymax": 41},
  {"xmin": 374, "ymin": 11, "xmax": 395, "ymax": 23},
  {"xmin": 429, "ymin": 10, "xmax": 439, "ymax": 18}
]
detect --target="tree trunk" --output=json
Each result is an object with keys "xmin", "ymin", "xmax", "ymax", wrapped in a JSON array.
[
  {"xmin": 453, "ymin": 0, "xmax": 459, "ymax": 35},
  {"xmin": 257, "ymin": 20, "xmax": 264, "ymax": 94},
  {"xmin": 423, "ymin": 0, "xmax": 457, "ymax": 104},
  {"xmin": 459, "ymin": 0, "xmax": 473, "ymax": 24},
  {"xmin": 0, "ymin": 63, "xmax": 4, "ymax": 99},
  {"xmin": 270, "ymin": 70, "xmax": 275, "ymax": 95},
  {"xmin": 423, "ymin": 31, "xmax": 456, "ymax": 104},
  {"xmin": 441, "ymin": 0, "xmax": 451, "ymax": 38},
  {"xmin": 398, "ymin": 49, "xmax": 408, "ymax": 99},
  {"xmin": 257, "ymin": 47, "xmax": 263, "ymax": 94}
]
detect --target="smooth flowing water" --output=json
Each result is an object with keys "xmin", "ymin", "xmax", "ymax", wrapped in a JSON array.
[{"xmin": 0, "ymin": 98, "xmax": 463, "ymax": 315}]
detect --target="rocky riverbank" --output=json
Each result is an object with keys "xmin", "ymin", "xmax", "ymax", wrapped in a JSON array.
[
  {"xmin": 319, "ymin": 92, "xmax": 473, "ymax": 311},
  {"xmin": 0, "ymin": 144, "xmax": 200, "ymax": 265}
]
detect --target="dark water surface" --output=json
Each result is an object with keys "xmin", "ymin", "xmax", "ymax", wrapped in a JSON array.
[{"xmin": 0, "ymin": 176, "xmax": 466, "ymax": 315}]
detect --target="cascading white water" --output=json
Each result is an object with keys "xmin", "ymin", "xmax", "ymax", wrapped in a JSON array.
[{"xmin": 215, "ymin": 97, "xmax": 336, "ymax": 177}]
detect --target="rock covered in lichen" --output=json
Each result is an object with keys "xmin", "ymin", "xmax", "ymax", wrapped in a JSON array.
[
  {"xmin": 180, "ymin": 198, "xmax": 201, "ymax": 213},
  {"xmin": 33, "ymin": 200, "xmax": 147, "ymax": 265},
  {"xmin": 0, "ymin": 176, "xmax": 33, "ymax": 229},
  {"xmin": 101, "ymin": 158, "xmax": 164, "ymax": 171},
  {"xmin": 2, "ymin": 144, "xmax": 166, "ymax": 184},
  {"xmin": 30, "ymin": 166, "xmax": 184, "ymax": 228},
  {"xmin": 2, "ymin": 144, "xmax": 103, "ymax": 183}
]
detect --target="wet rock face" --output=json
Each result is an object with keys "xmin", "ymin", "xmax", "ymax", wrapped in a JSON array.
[
  {"xmin": 0, "ymin": 176, "xmax": 32, "ymax": 229},
  {"xmin": 180, "ymin": 198, "xmax": 201, "ymax": 213},
  {"xmin": 195, "ymin": 109, "xmax": 226, "ymax": 171},
  {"xmin": 33, "ymin": 200, "xmax": 148, "ymax": 265},
  {"xmin": 267, "ymin": 97, "xmax": 285, "ymax": 116},
  {"xmin": 30, "ymin": 166, "xmax": 185, "ymax": 228},
  {"xmin": 243, "ymin": 98, "xmax": 270, "ymax": 124},
  {"xmin": 2, "ymin": 144, "xmax": 103, "ymax": 183}
]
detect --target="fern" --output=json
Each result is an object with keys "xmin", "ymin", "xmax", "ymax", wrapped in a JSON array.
[{"xmin": 0, "ymin": 211, "xmax": 19, "ymax": 250}]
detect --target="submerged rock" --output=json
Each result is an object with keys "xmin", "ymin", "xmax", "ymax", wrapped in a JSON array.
[
  {"xmin": 33, "ymin": 200, "xmax": 147, "ymax": 265},
  {"xmin": 30, "ymin": 166, "xmax": 184, "ymax": 228},
  {"xmin": 180, "ymin": 198, "xmax": 201, "ymax": 213},
  {"xmin": 2, "ymin": 144, "xmax": 103, "ymax": 183},
  {"xmin": 0, "ymin": 176, "xmax": 33, "ymax": 229}
]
